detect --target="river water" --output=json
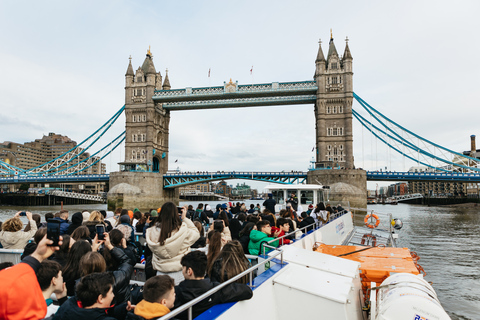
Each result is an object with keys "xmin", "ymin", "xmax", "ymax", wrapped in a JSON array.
[{"xmin": 0, "ymin": 202, "xmax": 478, "ymax": 320}]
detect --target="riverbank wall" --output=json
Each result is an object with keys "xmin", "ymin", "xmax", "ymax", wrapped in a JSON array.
[{"xmin": 0, "ymin": 194, "xmax": 104, "ymax": 206}]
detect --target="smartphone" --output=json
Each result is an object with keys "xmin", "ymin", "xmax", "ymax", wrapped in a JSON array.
[
  {"xmin": 47, "ymin": 219, "xmax": 61, "ymax": 246},
  {"xmin": 19, "ymin": 212, "xmax": 27, "ymax": 216},
  {"xmin": 96, "ymin": 224, "xmax": 105, "ymax": 240},
  {"xmin": 177, "ymin": 207, "xmax": 183, "ymax": 214}
]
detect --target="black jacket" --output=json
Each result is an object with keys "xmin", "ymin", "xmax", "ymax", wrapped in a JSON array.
[
  {"xmin": 53, "ymin": 297, "xmax": 116, "ymax": 320},
  {"xmin": 228, "ymin": 219, "xmax": 243, "ymax": 240},
  {"xmin": 238, "ymin": 234, "xmax": 251, "ymax": 255},
  {"xmin": 110, "ymin": 247, "xmax": 134, "ymax": 304},
  {"xmin": 263, "ymin": 198, "xmax": 276, "ymax": 214},
  {"xmin": 173, "ymin": 278, "xmax": 252, "ymax": 320},
  {"xmin": 299, "ymin": 216, "xmax": 316, "ymax": 233}
]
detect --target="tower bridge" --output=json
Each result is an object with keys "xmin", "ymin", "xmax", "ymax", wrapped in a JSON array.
[{"xmin": 2, "ymin": 32, "xmax": 479, "ymax": 210}]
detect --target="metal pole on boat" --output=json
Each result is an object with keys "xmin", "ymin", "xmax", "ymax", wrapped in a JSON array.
[{"xmin": 188, "ymin": 307, "xmax": 192, "ymax": 320}]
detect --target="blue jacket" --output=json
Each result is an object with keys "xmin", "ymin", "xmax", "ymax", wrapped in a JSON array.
[{"xmin": 54, "ymin": 217, "xmax": 70, "ymax": 235}]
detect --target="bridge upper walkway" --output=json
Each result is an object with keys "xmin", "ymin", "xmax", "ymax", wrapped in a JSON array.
[
  {"xmin": 153, "ymin": 81, "xmax": 317, "ymax": 110},
  {"xmin": 2, "ymin": 171, "xmax": 480, "ymax": 185}
]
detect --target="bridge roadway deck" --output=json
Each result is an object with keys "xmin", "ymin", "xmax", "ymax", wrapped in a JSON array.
[{"xmin": 1, "ymin": 171, "xmax": 480, "ymax": 185}]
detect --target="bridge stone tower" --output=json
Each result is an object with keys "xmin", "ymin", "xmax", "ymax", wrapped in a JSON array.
[
  {"xmin": 124, "ymin": 49, "xmax": 170, "ymax": 173},
  {"xmin": 308, "ymin": 33, "xmax": 366, "ymax": 209},
  {"xmin": 108, "ymin": 49, "xmax": 178, "ymax": 211},
  {"xmin": 314, "ymin": 34, "xmax": 354, "ymax": 169}
]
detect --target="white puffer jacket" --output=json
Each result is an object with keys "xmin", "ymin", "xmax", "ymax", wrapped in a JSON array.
[
  {"xmin": 146, "ymin": 218, "xmax": 200, "ymax": 273},
  {"xmin": 0, "ymin": 220, "xmax": 38, "ymax": 249}
]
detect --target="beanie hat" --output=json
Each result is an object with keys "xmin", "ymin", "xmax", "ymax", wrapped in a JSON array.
[
  {"xmin": 120, "ymin": 215, "xmax": 131, "ymax": 224},
  {"xmin": 206, "ymin": 205, "xmax": 211, "ymax": 211},
  {"xmin": 150, "ymin": 209, "xmax": 158, "ymax": 217}
]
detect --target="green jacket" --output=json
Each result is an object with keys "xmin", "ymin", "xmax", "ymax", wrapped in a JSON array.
[{"xmin": 248, "ymin": 230, "xmax": 279, "ymax": 255}]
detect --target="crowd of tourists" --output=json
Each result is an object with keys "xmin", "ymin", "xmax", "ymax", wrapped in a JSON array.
[{"xmin": 0, "ymin": 196, "xmax": 342, "ymax": 320}]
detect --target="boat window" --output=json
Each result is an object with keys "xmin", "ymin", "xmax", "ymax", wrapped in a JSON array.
[
  {"xmin": 317, "ymin": 190, "xmax": 326, "ymax": 203},
  {"xmin": 272, "ymin": 190, "xmax": 284, "ymax": 204},
  {"xmin": 300, "ymin": 190, "xmax": 314, "ymax": 205}
]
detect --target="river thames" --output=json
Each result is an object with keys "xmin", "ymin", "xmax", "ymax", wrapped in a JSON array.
[{"xmin": 0, "ymin": 202, "xmax": 478, "ymax": 320}]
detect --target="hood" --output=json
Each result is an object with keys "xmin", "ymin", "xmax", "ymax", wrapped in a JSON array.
[
  {"xmin": 71, "ymin": 212, "xmax": 83, "ymax": 225},
  {"xmin": 249, "ymin": 230, "xmax": 269, "ymax": 242}
]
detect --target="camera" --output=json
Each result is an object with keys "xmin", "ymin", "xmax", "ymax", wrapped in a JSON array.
[
  {"xmin": 47, "ymin": 219, "xmax": 61, "ymax": 246},
  {"xmin": 177, "ymin": 207, "xmax": 183, "ymax": 213},
  {"xmin": 96, "ymin": 224, "xmax": 105, "ymax": 240}
]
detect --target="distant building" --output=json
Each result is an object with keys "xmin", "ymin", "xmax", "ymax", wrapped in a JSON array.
[
  {"xmin": 387, "ymin": 182, "xmax": 408, "ymax": 196},
  {"xmin": 214, "ymin": 180, "xmax": 232, "ymax": 197},
  {"xmin": 0, "ymin": 133, "xmax": 106, "ymax": 193},
  {"xmin": 179, "ymin": 182, "xmax": 211, "ymax": 194}
]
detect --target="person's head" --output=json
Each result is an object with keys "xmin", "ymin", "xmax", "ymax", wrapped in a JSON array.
[
  {"xmin": 240, "ymin": 204, "xmax": 246, "ymax": 212},
  {"xmin": 71, "ymin": 212, "xmax": 83, "ymax": 225},
  {"xmin": 317, "ymin": 202, "xmax": 326, "ymax": 211},
  {"xmin": 239, "ymin": 222, "xmax": 256, "ymax": 237},
  {"xmin": 55, "ymin": 234, "xmax": 73, "ymax": 260},
  {"xmin": 120, "ymin": 209, "xmax": 129, "ymax": 217},
  {"xmin": 133, "ymin": 210, "xmax": 142, "ymax": 221},
  {"xmin": 59, "ymin": 210, "xmax": 69, "ymax": 220},
  {"xmin": 213, "ymin": 220, "xmax": 224, "ymax": 233},
  {"xmin": 36, "ymin": 260, "xmax": 63, "ymax": 293},
  {"xmin": 2, "ymin": 217, "xmax": 23, "ymax": 232},
  {"xmin": 143, "ymin": 275, "xmax": 176, "ymax": 309},
  {"xmin": 181, "ymin": 251, "xmax": 207, "ymax": 279},
  {"xmin": 301, "ymin": 212, "xmax": 308, "ymax": 219},
  {"xmin": 80, "ymin": 251, "xmax": 107, "ymax": 276},
  {"xmin": 44, "ymin": 212, "xmax": 54, "ymax": 221},
  {"xmin": 212, "ymin": 240, "xmax": 249, "ymax": 283},
  {"xmin": 256, "ymin": 220, "xmax": 271, "ymax": 235},
  {"xmin": 218, "ymin": 211, "xmax": 229, "ymax": 227},
  {"xmin": 115, "ymin": 207, "xmax": 122, "ymax": 216},
  {"xmin": 34, "ymin": 227, "xmax": 48, "ymax": 244},
  {"xmin": 237, "ymin": 213, "xmax": 247, "ymax": 222},
  {"xmin": 193, "ymin": 221, "xmax": 204, "ymax": 237},
  {"xmin": 100, "ymin": 210, "xmax": 107, "ymax": 219},
  {"xmin": 119, "ymin": 214, "xmax": 131, "ymax": 225},
  {"xmin": 89, "ymin": 210, "xmax": 103, "ymax": 222},
  {"xmin": 157, "ymin": 202, "xmax": 182, "ymax": 245},
  {"xmin": 62, "ymin": 240, "xmax": 92, "ymax": 280},
  {"xmin": 76, "ymin": 272, "xmax": 115, "ymax": 308},
  {"xmin": 71, "ymin": 226, "xmax": 90, "ymax": 241},
  {"xmin": 187, "ymin": 205, "xmax": 193, "ymax": 211},
  {"xmin": 197, "ymin": 203, "xmax": 204, "ymax": 210},
  {"xmin": 276, "ymin": 218, "xmax": 290, "ymax": 232}
]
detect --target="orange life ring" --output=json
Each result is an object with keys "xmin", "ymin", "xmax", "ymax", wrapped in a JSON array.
[
  {"xmin": 361, "ymin": 233, "xmax": 377, "ymax": 246},
  {"xmin": 364, "ymin": 214, "xmax": 380, "ymax": 229}
]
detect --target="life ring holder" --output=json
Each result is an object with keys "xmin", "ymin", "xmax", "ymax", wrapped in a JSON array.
[
  {"xmin": 361, "ymin": 233, "xmax": 377, "ymax": 246},
  {"xmin": 364, "ymin": 213, "xmax": 380, "ymax": 229}
]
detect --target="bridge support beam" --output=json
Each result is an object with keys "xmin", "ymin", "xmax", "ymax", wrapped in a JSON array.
[
  {"xmin": 307, "ymin": 169, "xmax": 367, "ymax": 210},
  {"xmin": 107, "ymin": 172, "xmax": 179, "ymax": 211}
]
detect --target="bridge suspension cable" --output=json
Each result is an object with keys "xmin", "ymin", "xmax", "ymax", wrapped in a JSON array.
[{"xmin": 353, "ymin": 93, "xmax": 480, "ymax": 173}]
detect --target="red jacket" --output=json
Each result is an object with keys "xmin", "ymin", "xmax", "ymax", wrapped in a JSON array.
[
  {"xmin": 270, "ymin": 227, "xmax": 291, "ymax": 245},
  {"xmin": 0, "ymin": 256, "xmax": 46, "ymax": 320}
]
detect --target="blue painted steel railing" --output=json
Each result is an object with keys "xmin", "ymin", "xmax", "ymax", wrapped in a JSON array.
[
  {"xmin": 163, "ymin": 171, "xmax": 308, "ymax": 188},
  {"xmin": 366, "ymin": 171, "xmax": 480, "ymax": 182},
  {"xmin": 0, "ymin": 174, "xmax": 110, "ymax": 184}
]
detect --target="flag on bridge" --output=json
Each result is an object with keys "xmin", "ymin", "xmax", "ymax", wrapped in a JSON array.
[
  {"xmin": 250, "ymin": 66, "xmax": 253, "ymax": 75},
  {"xmin": 208, "ymin": 68, "xmax": 211, "ymax": 77},
  {"xmin": 175, "ymin": 159, "xmax": 178, "ymax": 163},
  {"xmin": 312, "ymin": 146, "xmax": 315, "ymax": 152}
]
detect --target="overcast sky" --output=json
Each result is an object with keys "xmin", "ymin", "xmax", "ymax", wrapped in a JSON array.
[{"xmin": 1, "ymin": 1, "xmax": 479, "ymax": 191}]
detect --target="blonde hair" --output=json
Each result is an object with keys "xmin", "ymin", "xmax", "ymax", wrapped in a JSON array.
[
  {"xmin": 88, "ymin": 210, "xmax": 103, "ymax": 222},
  {"xmin": 2, "ymin": 217, "xmax": 23, "ymax": 232}
]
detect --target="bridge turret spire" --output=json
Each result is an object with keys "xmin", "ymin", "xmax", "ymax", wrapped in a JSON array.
[
  {"xmin": 126, "ymin": 55, "xmax": 134, "ymax": 76},
  {"xmin": 162, "ymin": 68, "xmax": 171, "ymax": 90},
  {"xmin": 343, "ymin": 36, "xmax": 353, "ymax": 60},
  {"xmin": 327, "ymin": 34, "xmax": 339, "ymax": 60},
  {"xmin": 142, "ymin": 47, "xmax": 156, "ymax": 75},
  {"xmin": 316, "ymin": 39, "xmax": 325, "ymax": 62}
]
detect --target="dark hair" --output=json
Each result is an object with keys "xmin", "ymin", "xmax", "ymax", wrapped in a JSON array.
[
  {"xmin": 197, "ymin": 203, "xmax": 204, "ymax": 210},
  {"xmin": 143, "ymin": 275, "xmax": 175, "ymax": 303},
  {"xmin": 239, "ymin": 222, "xmax": 255, "ymax": 238},
  {"xmin": 24, "ymin": 213, "xmax": 42, "ymax": 232},
  {"xmin": 256, "ymin": 220, "xmax": 270, "ymax": 232},
  {"xmin": 120, "ymin": 209, "xmax": 129, "ymax": 216},
  {"xmin": 76, "ymin": 272, "xmax": 114, "ymax": 308},
  {"xmin": 315, "ymin": 202, "xmax": 326, "ymax": 212},
  {"xmin": 133, "ymin": 211, "xmax": 142, "ymax": 221},
  {"xmin": 157, "ymin": 202, "xmax": 182, "ymax": 245},
  {"xmin": 276, "ymin": 218, "xmax": 289, "ymax": 228},
  {"xmin": 213, "ymin": 220, "xmax": 224, "ymax": 233},
  {"xmin": 181, "ymin": 251, "xmax": 207, "ymax": 278},
  {"xmin": 237, "ymin": 213, "xmax": 246, "ymax": 222},
  {"xmin": 71, "ymin": 226, "xmax": 90, "ymax": 241},
  {"xmin": 63, "ymin": 240, "xmax": 92, "ymax": 283},
  {"xmin": 250, "ymin": 204, "xmax": 254, "ymax": 209},
  {"xmin": 54, "ymin": 234, "xmax": 72, "ymax": 263},
  {"xmin": 206, "ymin": 230, "xmax": 222, "ymax": 276},
  {"xmin": 80, "ymin": 251, "xmax": 107, "ymax": 276},
  {"xmin": 0, "ymin": 262, "xmax": 14, "ymax": 271},
  {"xmin": 103, "ymin": 229, "xmax": 124, "ymax": 270},
  {"xmin": 301, "ymin": 212, "xmax": 308, "ymax": 219},
  {"xmin": 246, "ymin": 215, "xmax": 260, "ymax": 224},
  {"xmin": 36, "ymin": 260, "xmax": 62, "ymax": 291},
  {"xmin": 100, "ymin": 210, "xmax": 107, "ymax": 219},
  {"xmin": 34, "ymin": 227, "xmax": 47, "ymax": 244},
  {"xmin": 45, "ymin": 212, "xmax": 54, "ymax": 221},
  {"xmin": 210, "ymin": 240, "xmax": 249, "ymax": 283},
  {"xmin": 218, "ymin": 211, "xmax": 229, "ymax": 227}
]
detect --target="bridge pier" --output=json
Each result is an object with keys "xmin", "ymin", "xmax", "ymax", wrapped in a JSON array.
[
  {"xmin": 307, "ymin": 169, "xmax": 367, "ymax": 210},
  {"xmin": 107, "ymin": 172, "xmax": 179, "ymax": 211}
]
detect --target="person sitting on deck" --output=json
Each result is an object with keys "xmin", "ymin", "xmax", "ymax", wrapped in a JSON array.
[
  {"xmin": 35, "ymin": 260, "xmax": 68, "ymax": 318},
  {"xmin": 173, "ymin": 251, "xmax": 253, "ymax": 320},
  {"xmin": 270, "ymin": 218, "xmax": 292, "ymax": 245},
  {"xmin": 126, "ymin": 275, "xmax": 175, "ymax": 320},
  {"xmin": 299, "ymin": 212, "xmax": 316, "ymax": 233},
  {"xmin": 248, "ymin": 220, "xmax": 279, "ymax": 255}
]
